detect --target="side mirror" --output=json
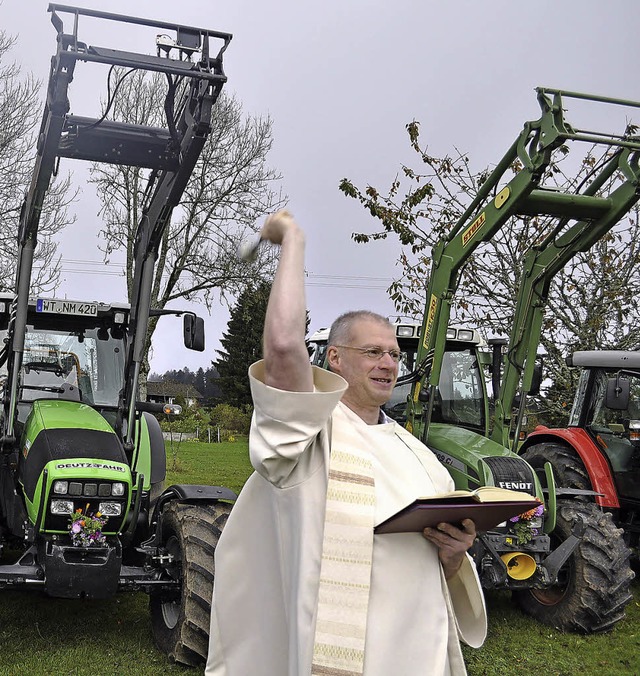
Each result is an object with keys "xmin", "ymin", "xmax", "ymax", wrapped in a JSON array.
[
  {"xmin": 418, "ymin": 386, "xmax": 430, "ymax": 403},
  {"xmin": 529, "ymin": 360, "xmax": 543, "ymax": 396},
  {"xmin": 605, "ymin": 376, "xmax": 630, "ymax": 410},
  {"xmin": 183, "ymin": 313, "xmax": 205, "ymax": 352}
]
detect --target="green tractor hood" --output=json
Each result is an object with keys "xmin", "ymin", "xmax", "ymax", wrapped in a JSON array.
[
  {"xmin": 426, "ymin": 423, "xmax": 544, "ymax": 500},
  {"xmin": 19, "ymin": 399, "xmax": 132, "ymax": 533}
]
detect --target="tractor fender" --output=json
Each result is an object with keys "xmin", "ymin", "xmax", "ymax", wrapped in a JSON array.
[
  {"xmin": 141, "ymin": 411, "xmax": 166, "ymax": 485},
  {"xmin": 522, "ymin": 426, "xmax": 619, "ymax": 508},
  {"xmin": 144, "ymin": 483, "xmax": 237, "ymax": 547}
]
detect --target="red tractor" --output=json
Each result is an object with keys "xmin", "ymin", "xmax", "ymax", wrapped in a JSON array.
[{"xmin": 520, "ymin": 351, "xmax": 640, "ymax": 557}]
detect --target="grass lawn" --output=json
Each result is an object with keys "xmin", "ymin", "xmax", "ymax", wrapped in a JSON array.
[{"xmin": 0, "ymin": 440, "xmax": 638, "ymax": 675}]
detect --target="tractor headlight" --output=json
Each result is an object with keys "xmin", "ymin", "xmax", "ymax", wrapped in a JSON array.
[
  {"xmin": 111, "ymin": 482, "xmax": 125, "ymax": 497},
  {"xmin": 69, "ymin": 482, "xmax": 83, "ymax": 496},
  {"xmin": 396, "ymin": 325, "xmax": 415, "ymax": 337},
  {"xmin": 50, "ymin": 499, "xmax": 74, "ymax": 515},
  {"xmin": 98, "ymin": 502, "xmax": 122, "ymax": 516},
  {"xmin": 53, "ymin": 480, "xmax": 68, "ymax": 495},
  {"xmin": 457, "ymin": 329, "xmax": 475, "ymax": 342}
]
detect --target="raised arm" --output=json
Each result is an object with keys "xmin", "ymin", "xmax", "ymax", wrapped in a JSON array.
[{"xmin": 260, "ymin": 210, "xmax": 314, "ymax": 392}]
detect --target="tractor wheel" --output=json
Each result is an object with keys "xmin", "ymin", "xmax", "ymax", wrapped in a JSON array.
[
  {"xmin": 513, "ymin": 500, "xmax": 634, "ymax": 632},
  {"xmin": 521, "ymin": 443, "xmax": 591, "ymax": 495},
  {"xmin": 149, "ymin": 500, "xmax": 231, "ymax": 666}
]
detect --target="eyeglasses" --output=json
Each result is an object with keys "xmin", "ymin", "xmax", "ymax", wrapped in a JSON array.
[{"xmin": 334, "ymin": 345, "xmax": 404, "ymax": 363}]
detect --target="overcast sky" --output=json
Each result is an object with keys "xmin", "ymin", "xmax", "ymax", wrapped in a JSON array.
[{"xmin": 1, "ymin": 0, "xmax": 639, "ymax": 374}]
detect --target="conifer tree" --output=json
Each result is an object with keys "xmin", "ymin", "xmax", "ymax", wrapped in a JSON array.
[{"xmin": 215, "ymin": 282, "xmax": 271, "ymax": 408}]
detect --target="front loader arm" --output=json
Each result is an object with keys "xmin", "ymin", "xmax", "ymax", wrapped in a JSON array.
[
  {"xmin": 0, "ymin": 22, "xmax": 77, "ymax": 446},
  {"xmin": 408, "ymin": 89, "xmax": 640, "ymax": 446},
  {"xmin": 407, "ymin": 90, "xmax": 570, "ymax": 443},
  {"xmin": 122, "ymin": 74, "xmax": 223, "ymax": 451},
  {"xmin": 0, "ymin": 5, "xmax": 231, "ymax": 450},
  {"xmin": 492, "ymin": 141, "xmax": 640, "ymax": 449}
]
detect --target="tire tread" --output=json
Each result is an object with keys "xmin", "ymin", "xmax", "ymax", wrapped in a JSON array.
[
  {"xmin": 515, "ymin": 500, "xmax": 634, "ymax": 632},
  {"xmin": 149, "ymin": 500, "xmax": 232, "ymax": 666}
]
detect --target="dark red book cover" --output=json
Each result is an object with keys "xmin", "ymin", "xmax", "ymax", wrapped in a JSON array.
[{"xmin": 375, "ymin": 489, "xmax": 540, "ymax": 534}]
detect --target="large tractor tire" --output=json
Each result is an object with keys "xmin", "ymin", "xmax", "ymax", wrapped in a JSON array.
[
  {"xmin": 513, "ymin": 500, "xmax": 634, "ymax": 632},
  {"xmin": 521, "ymin": 443, "xmax": 591, "ymax": 494},
  {"xmin": 150, "ymin": 500, "xmax": 231, "ymax": 666}
]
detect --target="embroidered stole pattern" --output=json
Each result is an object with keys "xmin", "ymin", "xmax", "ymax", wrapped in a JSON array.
[{"xmin": 311, "ymin": 405, "xmax": 376, "ymax": 675}]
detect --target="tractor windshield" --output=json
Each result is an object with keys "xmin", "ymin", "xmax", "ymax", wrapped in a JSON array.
[
  {"xmin": 431, "ymin": 348, "xmax": 485, "ymax": 430},
  {"xmin": 572, "ymin": 369, "xmax": 640, "ymax": 476},
  {"xmin": 577, "ymin": 370, "xmax": 640, "ymax": 431},
  {"xmin": 385, "ymin": 346, "xmax": 486, "ymax": 430},
  {"xmin": 19, "ymin": 325, "xmax": 125, "ymax": 408},
  {"xmin": 383, "ymin": 344, "xmax": 418, "ymax": 422}
]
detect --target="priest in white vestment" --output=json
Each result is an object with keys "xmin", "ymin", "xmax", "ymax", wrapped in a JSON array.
[{"xmin": 206, "ymin": 211, "xmax": 487, "ymax": 676}]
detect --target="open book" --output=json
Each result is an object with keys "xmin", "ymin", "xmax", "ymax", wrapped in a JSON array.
[{"xmin": 374, "ymin": 486, "xmax": 540, "ymax": 535}]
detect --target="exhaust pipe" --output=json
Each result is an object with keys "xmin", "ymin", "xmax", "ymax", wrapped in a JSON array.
[{"xmin": 500, "ymin": 552, "xmax": 537, "ymax": 580}]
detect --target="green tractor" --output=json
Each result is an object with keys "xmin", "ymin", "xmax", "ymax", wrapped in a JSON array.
[
  {"xmin": 0, "ymin": 6, "xmax": 235, "ymax": 666},
  {"xmin": 397, "ymin": 88, "xmax": 640, "ymax": 631}
]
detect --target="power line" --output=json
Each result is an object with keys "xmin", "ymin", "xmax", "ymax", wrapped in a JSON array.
[
  {"xmin": 38, "ymin": 257, "xmax": 395, "ymax": 288},
  {"xmin": 307, "ymin": 282, "xmax": 389, "ymax": 290},
  {"xmin": 306, "ymin": 273, "xmax": 392, "ymax": 282},
  {"xmin": 61, "ymin": 258, "xmax": 118, "ymax": 265}
]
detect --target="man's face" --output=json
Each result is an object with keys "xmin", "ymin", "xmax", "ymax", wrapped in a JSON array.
[{"xmin": 327, "ymin": 318, "xmax": 400, "ymax": 409}]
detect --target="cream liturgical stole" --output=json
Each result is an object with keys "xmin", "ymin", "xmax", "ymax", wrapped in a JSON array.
[{"xmin": 311, "ymin": 404, "xmax": 377, "ymax": 675}]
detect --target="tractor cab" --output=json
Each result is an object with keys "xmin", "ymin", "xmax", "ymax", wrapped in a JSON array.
[
  {"xmin": 308, "ymin": 322, "xmax": 489, "ymax": 431},
  {"xmin": 308, "ymin": 322, "xmax": 422, "ymax": 422},
  {"xmin": 0, "ymin": 294, "xmax": 201, "ymax": 426},
  {"xmin": 395, "ymin": 326, "xmax": 490, "ymax": 435},
  {"xmin": 567, "ymin": 351, "xmax": 640, "ymax": 496},
  {"xmin": 0, "ymin": 296, "xmax": 128, "ymax": 422}
]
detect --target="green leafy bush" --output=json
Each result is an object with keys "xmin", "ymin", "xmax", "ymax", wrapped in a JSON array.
[{"xmin": 209, "ymin": 403, "xmax": 251, "ymax": 437}]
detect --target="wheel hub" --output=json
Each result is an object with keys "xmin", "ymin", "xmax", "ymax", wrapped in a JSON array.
[{"xmin": 159, "ymin": 534, "xmax": 182, "ymax": 630}]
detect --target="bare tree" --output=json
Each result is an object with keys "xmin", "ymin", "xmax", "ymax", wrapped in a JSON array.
[
  {"xmin": 0, "ymin": 29, "xmax": 76, "ymax": 293},
  {"xmin": 340, "ymin": 120, "xmax": 640, "ymax": 418},
  {"xmin": 88, "ymin": 70, "xmax": 285, "ymax": 376}
]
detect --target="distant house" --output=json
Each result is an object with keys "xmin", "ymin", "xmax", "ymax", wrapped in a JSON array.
[{"xmin": 146, "ymin": 380, "xmax": 203, "ymax": 408}]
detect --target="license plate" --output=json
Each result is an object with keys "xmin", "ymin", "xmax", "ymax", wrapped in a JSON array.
[{"xmin": 36, "ymin": 299, "xmax": 98, "ymax": 316}]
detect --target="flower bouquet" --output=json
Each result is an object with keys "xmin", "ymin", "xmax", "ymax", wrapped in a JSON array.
[
  {"xmin": 69, "ymin": 506, "xmax": 108, "ymax": 547},
  {"xmin": 509, "ymin": 502, "xmax": 544, "ymax": 545}
]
